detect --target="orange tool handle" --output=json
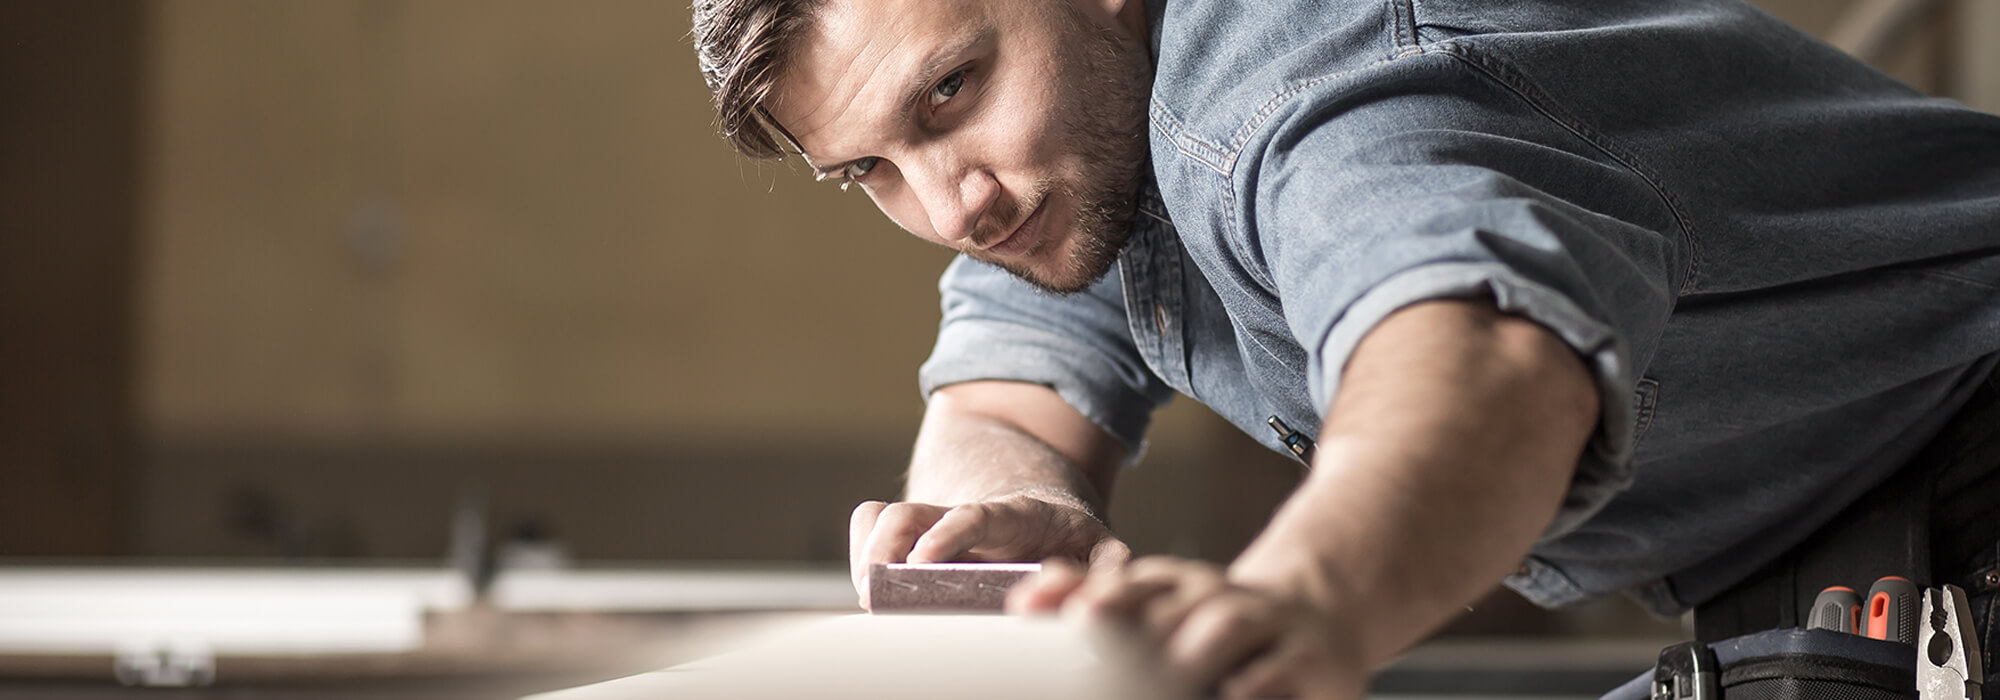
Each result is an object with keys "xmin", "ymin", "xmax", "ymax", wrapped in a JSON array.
[{"xmin": 1863, "ymin": 576, "xmax": 1918, "ymax": 645}]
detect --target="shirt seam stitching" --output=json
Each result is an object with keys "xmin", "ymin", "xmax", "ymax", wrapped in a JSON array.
[
  {"xmin": 1389, "ymin": 0, "xmax": 1420, "ymax": 56},
  {"xmin": 1153, "ymin": 99, "xmax": 1228, "ymax": 176}
]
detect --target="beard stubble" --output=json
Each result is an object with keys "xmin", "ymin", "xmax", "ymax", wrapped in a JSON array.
[{"xmin": 979, "ymin": 7, "xmax": 1152, "ymax": 295}]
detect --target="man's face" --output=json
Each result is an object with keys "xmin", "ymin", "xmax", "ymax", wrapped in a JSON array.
[{"xmin": 768, "ymin": 0, "xmax": 1152, "ymax": 294}]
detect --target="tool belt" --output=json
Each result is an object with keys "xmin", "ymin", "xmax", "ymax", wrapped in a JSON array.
[
  {"xmin": 1600, "ymin": 358, "xmax": 2000, "ymax": 700},
  {"xmin": 1601, "ymin": 628, "xmax": 1918, "ymax": 699}
]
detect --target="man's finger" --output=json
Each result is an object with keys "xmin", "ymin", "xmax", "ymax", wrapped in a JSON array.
[
  {"xmin": 848, "ymin": 501, "xmax": 889, "ymax": 607},
  {"xmin": 1060, "ymin": 559, "xmax": 1212, "ymax": 631},
  {"xmin": 1005, "ymin": 559, "xmax": 1088, "ymax": 613},
  {"xmin": 858, "ymin": 502, "xmax": 947, "ymax": 581},
  {"xmin": 1164, "ymin": 595, "xmax": 1280, "ymax": 692},
  {"xmin": 906, "ymin": 503, "xmax": 996, "ymax": 564},
  {"xmin": 1125, "ymin": 562, "xmax": 1228, "ymax": 640},
  {"xmin": 1068, "ymin": 576, "xmax": 1177, "ymax": 623}
]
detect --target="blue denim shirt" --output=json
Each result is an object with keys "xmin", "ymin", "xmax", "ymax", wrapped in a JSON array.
[{"xmin": 919, "ymin": 0, "xmax": 2000, "ymax": 615}]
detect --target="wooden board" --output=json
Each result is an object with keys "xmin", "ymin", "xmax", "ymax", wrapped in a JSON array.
[{"xmin": 524, "ymin": 614, "xmax": 1188, "ymax": 700}]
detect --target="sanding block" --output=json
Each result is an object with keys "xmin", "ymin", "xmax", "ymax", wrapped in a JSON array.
[{"xmin": 868, "ymin": 562, "xmax": 1041, "ymax": 614}]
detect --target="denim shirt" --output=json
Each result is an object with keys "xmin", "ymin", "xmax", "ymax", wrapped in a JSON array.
[{"xmin": 919, "ymin": 0, "xmax": 2000, "ymax": 615}]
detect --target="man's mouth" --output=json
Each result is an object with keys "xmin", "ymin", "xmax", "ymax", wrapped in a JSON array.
[{"xmin": 979, "ymin": 197, "xmax": 1048, "ymax": 257}]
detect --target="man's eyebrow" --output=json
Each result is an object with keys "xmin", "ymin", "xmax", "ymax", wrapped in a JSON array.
[
  {"xmin": 804, "ymin": 29, "xmax": 993, "ymax": 181},
  {"xmin": 897, "ymin": 29, "xmax": 992, "ymax": 114}
]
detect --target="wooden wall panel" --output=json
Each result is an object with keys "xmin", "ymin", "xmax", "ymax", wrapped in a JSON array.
[
  {"xmin": 140, "ymin": 0, "xmax": 959, "ymax": 446},
  {"xmin": 0, "ymin": 1, "xmax": 142, "ymax": 555}
]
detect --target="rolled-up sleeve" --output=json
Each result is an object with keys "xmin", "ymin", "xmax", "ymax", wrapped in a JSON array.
[
  {"xmin": 1239, "ymin": 60, "xmax": 1687, "ymax": 540},
  {"xmin": 919, "ymin": 255, "xmax": 1176, "ymax": 454}
]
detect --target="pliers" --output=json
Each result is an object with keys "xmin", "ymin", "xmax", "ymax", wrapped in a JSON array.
[{"xmin": 1920, "ymin": 584, "xmax": 1984, "ymax": 700}]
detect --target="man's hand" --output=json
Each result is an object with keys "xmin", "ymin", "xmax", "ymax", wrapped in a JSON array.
[
  {"xmin": 854, "ymin": 380, "xmax": 1131, "ymax": 609},
  {"xmin": 848, "ymin": 494, "xmax": 1130, "ymax": 609},
  {"xmin": 1007, "ymin": 557, "xmax": 1368, "ymax": 700},
  {"xmin": 994, "ymin": 300, "xmax": 1594, "ymax": 697}
]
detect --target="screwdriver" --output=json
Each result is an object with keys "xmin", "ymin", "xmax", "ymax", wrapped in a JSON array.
[
  {"xmin": 1809, "ymin": 586, "xmax": 1862, "ymax": 634},
  {"xmin": 1864, "ymin": 576, "xmax": 1918, "ymax": 645}
]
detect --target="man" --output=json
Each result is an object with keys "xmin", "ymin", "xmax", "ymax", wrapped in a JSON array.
[{"xmin": 691, "ymin": 0, "xmax": 2000, "ymax": 697}]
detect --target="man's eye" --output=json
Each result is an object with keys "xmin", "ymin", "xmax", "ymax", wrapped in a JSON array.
[
  {"xmin": 928, "ymin": 70, "xmax": 966, "ymax": 107},
  {"xmin": 845, "ymin": 157, "xmax": 880, "ymax": 179}
]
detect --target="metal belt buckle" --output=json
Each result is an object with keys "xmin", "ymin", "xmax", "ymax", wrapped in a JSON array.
[{"xmin": 1653, "ymin": 641, "xmax": 1721, "ymax": 700}]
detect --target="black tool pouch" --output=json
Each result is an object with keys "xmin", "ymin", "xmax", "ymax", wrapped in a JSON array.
[{"xmin": 1599, "ymin": 629, "xmax": 1916, "ymax": 700}]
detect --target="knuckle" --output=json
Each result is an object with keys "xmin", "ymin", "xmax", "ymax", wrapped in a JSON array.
[
  {"xmin": 876, "ymin": 502, "xmax": 933, "ymax": 527},
  {"xmin": 957, "ymin": 502, "xmax": 994, "ymax": 522}
]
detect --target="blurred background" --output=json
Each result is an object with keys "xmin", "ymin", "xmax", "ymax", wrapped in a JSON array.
[{"xmin": 2, "ymin": 0, "xmax": 1995, "ymax": 697}]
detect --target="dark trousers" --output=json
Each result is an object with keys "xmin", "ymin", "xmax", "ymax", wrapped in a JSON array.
[{"xmin": 1935, "ymin": 364, "xmax": 2000, "ymax": 686}]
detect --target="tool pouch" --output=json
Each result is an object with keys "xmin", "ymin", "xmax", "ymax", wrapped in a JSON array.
[{"xmin": 1598, "ymin": 628, "xmax": 1916, "ymax": 700}]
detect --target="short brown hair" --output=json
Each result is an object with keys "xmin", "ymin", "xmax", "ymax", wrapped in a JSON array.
[{"xmin": 691, "ymin": 0, "xmax": 821, "ymax": 160}]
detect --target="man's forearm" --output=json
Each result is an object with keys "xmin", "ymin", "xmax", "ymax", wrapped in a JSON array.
[
  {"xmin": 905, "ymin": 382, "xmax": 1124, "ymax": 514},
  {"xmin": 906, "ymin": 411, "xmax": 1105, "ymax": 513},
  {"xmin": 1229, "ymin": 299, "xmax": 1599, "ymax": 669}
]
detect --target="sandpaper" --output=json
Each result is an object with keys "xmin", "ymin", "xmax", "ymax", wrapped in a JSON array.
[{"xmin": 867, "ymin": 562, "xmax": 1041, "ymax": 614}]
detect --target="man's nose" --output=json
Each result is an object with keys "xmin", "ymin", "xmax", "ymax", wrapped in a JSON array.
[{"xmin": 910, "ymin": 151, "xmax": 1000, "ymax": 244}]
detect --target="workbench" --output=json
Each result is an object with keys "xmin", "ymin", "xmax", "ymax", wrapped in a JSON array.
[
  {"xmin": 0, "ymin": 563, "xmax": 1671, "ymax": 699},
  {"xmin": 529, "ymin": 613, "xmax": 1669, "ymax": 700}
]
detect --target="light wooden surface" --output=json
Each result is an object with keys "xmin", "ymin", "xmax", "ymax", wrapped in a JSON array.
[
  {"xmin": 524, "ymin": 614, "xmax": 1660, "ymax": 700},
  {"xmin": 526, "ymin": 614, "xmax": 1191, "ymax": 700}
]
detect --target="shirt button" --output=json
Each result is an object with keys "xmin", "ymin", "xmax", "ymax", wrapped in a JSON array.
[
  {"xmin": 1516, "ymin": 562, "xmax": 1533, "ymax": 577},
  {"xmin": 1153, "ymin": 303, "xmax": 1168, "ymax": 333}
]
